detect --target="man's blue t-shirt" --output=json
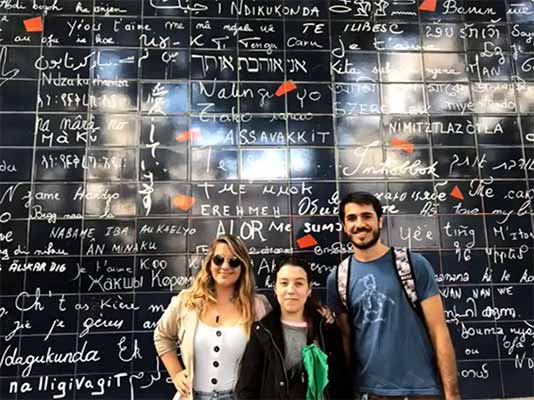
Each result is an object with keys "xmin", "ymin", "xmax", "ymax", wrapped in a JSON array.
[{"xmin": 326, "ymin": 250, "xmax": 441, "ymax": 396}]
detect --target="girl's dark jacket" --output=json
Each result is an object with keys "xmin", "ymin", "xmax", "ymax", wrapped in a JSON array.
[{"xmin": 235, "ymin": 306, "xmax": 353, "ymax": 400}]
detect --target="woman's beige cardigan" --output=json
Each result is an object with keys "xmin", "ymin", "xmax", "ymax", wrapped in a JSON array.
[{"xmin": 153, "ymin": 291, "xmax": 271, "ymax": 400}]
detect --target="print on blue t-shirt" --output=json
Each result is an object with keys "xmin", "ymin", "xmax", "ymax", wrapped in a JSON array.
[
  {"xmin": 355, "ymin": 273, "xmax": 395, "ymax": 324},
  {"xmin": 326, "ymin": 250, "xmax": 441, "ymax": 396}
]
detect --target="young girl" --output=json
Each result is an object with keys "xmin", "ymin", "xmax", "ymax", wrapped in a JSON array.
[{"xmin": 236, "ymin": 256, "xmax": 352, "ymax": 399}]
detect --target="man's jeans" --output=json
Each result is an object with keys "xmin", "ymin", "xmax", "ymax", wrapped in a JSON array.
[{"xmin": 360, "ymin": 394, "xmax": 440, "ymax": 400}]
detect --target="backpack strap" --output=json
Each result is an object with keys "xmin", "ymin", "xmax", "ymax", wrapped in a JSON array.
[
  {"xmin": 391, "ymin": 247, "xmax": 419, "ymax": 312},
  {"xmin": 336, "ymin": 256, "xmax": 352, "ymax": 312}
]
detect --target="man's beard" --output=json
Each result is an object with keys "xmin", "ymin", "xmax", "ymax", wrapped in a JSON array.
[{"xmin": 351, "ymin": 227, "xmax": 381, "ymax": 250}]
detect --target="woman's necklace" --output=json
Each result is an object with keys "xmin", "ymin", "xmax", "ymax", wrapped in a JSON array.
[
  {"xmin": 214, "ymin": 298, "xmax": 235, "ymax": 325},
  {"xmin": 214, "ymin": 302, "xmax": 222, "ymax": 325}
]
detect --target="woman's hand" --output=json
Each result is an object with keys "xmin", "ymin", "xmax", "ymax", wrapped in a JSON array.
[
  {"xmin": 173, "ymin": 369, "xmax": 191, "ymax": 397},
  {"xmin": 318, "ymin": 305, "xmax": 335, "ymax": 324}
]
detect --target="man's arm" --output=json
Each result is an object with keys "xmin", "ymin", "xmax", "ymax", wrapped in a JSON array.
[
  {"xmin": 334, "ymin": 312, "xmax": 352, "ymax": 369},
  {"xmin": 421, "ymin": 294, "xmax": 461, "ymax": 400}
]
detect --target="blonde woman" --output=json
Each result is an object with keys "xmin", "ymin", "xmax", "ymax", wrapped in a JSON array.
[{"xmin": 154, "ymin": 235, "xmax": 271, "ymax": 400}]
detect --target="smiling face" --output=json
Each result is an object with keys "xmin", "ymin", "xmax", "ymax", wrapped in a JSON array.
[
  {"xmin": 274, "ymin": 264, "xmax": 311, "ymax": 317},
  {"xmin": 342, "ymin": 202, "xmax": 383, "ymax": 250},
  {"xmin": 209, "ymin": 242, "xmax": 242, "ymax": 289}
]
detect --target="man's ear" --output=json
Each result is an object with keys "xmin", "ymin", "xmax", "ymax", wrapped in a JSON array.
[{"xmin": 379, "ymin": 215, "xmax": 384, "ymax": 229}]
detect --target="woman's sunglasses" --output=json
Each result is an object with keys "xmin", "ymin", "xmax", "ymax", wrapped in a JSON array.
[{"xmin": 212, "ymin": 254, "xmax": 242, "ymax": 269}]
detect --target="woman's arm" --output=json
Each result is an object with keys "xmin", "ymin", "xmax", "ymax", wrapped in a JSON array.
[
  {"xmin": 160, "ymin": 351, "xmax": 191, "ymax": 396},
  {"xmin": 154, "ymin": 294, "xmax": 191, "ymax": 396},
  {"xmin": 154, "ymin": 295, "xmax": 181, "ymax": 356}
]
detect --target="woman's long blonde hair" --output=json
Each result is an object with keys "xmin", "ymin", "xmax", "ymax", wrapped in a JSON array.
[{"xmin": 181, "ymin": 234, "xmax": 257, "ymax": 333}]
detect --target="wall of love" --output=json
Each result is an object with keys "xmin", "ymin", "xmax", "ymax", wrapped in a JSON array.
[{"xmin": 0, "ymin": 0, "xmax": 534, "ymax": 398}]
